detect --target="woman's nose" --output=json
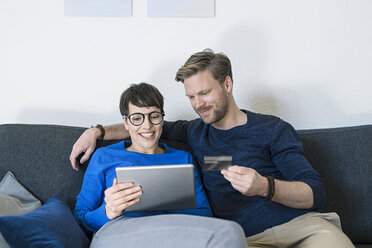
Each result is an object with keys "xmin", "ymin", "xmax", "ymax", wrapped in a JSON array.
[{"xmin": 141, "ymin": 115, "xmax": 152, "ymax": 128}]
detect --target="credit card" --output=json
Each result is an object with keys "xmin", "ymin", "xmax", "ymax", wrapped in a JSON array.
[{"xmin": 203, "ymin": 156, "xmax": 232, "ymax": 171}]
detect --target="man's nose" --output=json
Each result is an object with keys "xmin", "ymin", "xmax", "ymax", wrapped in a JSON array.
[{"xmin": 194, "ymin": 96, "xmax": 204, "ymax": 109}]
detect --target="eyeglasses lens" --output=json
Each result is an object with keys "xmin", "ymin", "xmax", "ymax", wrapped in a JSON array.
[
  {"xmin": 129, "ymin": 114, "xmax": 144, "ymax": 126},
  {"xmin": 149, "ymin": 112, "xmax": 163, "ymax": 125}
]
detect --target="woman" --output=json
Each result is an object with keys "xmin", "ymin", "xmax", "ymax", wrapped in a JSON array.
[{"xmin": 73, "ymin": 82, "xmax": 211, "ymax": 233}]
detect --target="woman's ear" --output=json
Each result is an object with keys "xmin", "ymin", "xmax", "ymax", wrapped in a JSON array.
[{"xmin": 122, "ymin": 116, "xmax": 129, "ymax": 131}]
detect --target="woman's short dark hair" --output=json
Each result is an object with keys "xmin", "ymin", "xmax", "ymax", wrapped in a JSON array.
[{"xmin": 119, "ymin": 82, "xmax": 164, "ymax": 116}]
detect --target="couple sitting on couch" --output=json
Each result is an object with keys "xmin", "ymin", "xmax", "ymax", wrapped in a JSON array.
[
  {"xmin": 73, "ymin": 82, "xmax": 247, "ymax": 247},
  {"xmin": 71, "ymin": 49, "xmax": 354, "ymax": 247}
]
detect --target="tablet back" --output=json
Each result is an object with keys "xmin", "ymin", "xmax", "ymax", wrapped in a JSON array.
[{"xmin": 115, "ymin": 164, "xmax": 196, "ymax": 212}]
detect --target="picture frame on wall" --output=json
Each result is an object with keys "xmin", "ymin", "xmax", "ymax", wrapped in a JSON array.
[
  {"xmin": 147, "ymin": 0, "xmax": 215, "ymax": 18},
  {"xmin": 64, "ymin": 0, "xmax": 132, "ymax": 17}
]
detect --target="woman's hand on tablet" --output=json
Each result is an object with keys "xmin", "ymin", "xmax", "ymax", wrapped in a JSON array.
[{"xmin": 104, "ymin": 178, "xmax": 142, "ymax": 219}]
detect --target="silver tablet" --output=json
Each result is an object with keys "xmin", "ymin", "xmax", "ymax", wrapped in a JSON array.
[{"xmin": 115, "ymin": 164, "xmax": 196, "ymax": 212}]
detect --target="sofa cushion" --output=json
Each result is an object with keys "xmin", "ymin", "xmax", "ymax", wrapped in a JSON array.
[
  {"xmin": 0, "ymin": 194, "xmax": 40, "ymax": 216},
  {"xmin": 298, "ymin": 125, "xmax": 372, "ymax": 244},
  {"xmin": 0, "ymin": 171, "xmax": 41, "ymax": 215},
  {"xmin": 0, "ymin": 195, "xmax": 89, "ymax": 248},
  {"xmin": 0, "ymin": 171, "xmax": 42, "ymax": 248}
]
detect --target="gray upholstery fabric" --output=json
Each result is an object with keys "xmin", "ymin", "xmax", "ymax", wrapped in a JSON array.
[
  {"xmin": 298, "ymin": 125, "xmax": 372, "ymax": 244},
  {"xmin": 0, "ymin": 124, "xmax": 86, "ymax": 209},
  {"xmin": 0, "ymin": 123, "xmax": 371, "ymax": 246}
]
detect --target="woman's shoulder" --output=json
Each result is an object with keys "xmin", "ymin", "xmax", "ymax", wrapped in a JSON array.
[{"xmin": 91, "ymin": 141, "xmax": 126, "ymax": 159}]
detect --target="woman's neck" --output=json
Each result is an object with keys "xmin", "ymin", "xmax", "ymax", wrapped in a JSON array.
[{"xmin": 126, "ymin": 144, "xmax": 165, "ymax": 154}]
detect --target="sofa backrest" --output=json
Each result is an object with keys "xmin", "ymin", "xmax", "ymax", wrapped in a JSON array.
[
  {"xmin": 298, "ymin": 125, "xmax": 372, "ymax": 244},
  {"xmin": 1, "ymin": 123, "xmax": 371, "ymax": 244}
]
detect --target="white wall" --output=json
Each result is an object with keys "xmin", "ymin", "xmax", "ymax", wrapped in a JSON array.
[{"xmin": 1, "ymin": 0, "xmax": 371, "ymax": 130}]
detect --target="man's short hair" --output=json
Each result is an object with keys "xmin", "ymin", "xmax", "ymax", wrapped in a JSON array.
[
  {"xmin": 119, "ymin": 82, "xmax": 164, "ymax": 116},
  {"xmin": 175, "ymin": 48, "xmax": 233, "ymax": 84}
]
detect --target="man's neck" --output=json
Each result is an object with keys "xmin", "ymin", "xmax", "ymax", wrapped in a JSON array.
[{"xmin": 211, "ymin": 104, "xmax": 247, "ymax": 130}]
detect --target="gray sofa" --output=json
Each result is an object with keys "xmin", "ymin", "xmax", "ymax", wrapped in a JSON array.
[{"xmin": 0, "ymin": 123, "xmax": 371, "ymax": 247}]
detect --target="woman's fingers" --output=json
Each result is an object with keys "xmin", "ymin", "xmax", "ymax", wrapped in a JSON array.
[{"xmin": 105, "ymin": 180, "xmax": 143, "ymax": 211}]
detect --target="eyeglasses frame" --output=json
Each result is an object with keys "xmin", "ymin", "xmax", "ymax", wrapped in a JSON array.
[{"xmin": 124, "ymin": 111, "xmax": 165, "ymax": 126}]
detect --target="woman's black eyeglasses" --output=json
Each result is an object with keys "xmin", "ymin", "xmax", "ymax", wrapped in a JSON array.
[{"xmin": 124, "ymin": 111, "xmax": 165, "ymax": 126}]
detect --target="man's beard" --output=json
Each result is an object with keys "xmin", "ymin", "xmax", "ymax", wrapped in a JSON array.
[{"xmin": 196, "ymin": 93, "xmax": 229, "ymax": 124}]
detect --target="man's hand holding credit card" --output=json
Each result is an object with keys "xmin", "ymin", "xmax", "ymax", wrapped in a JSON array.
[{"xmin": 203, "ymin": 156, "xmax": 232, "ymax": 171}]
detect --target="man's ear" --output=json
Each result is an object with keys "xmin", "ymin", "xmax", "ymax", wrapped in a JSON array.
[{"xmin": 224, "ymin": 76, "xmax": 233, "ymax": 94}]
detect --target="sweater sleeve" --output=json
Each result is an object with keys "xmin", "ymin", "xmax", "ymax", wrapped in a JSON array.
[
  {"xmin": 161, "ymin": 120, "xmax": 190, "ymax": 143},
  {"xmin": 270, "ymin": 121, "xmax": 326, "ymax": 210},
  {"xmin": 72, "ymin": 150, "xmax": 111, "ymax": 232}
]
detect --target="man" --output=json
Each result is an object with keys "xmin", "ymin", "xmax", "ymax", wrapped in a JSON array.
[{"xmin": 70, "ymin": 49, "xmax": 354, "ymax": 247}]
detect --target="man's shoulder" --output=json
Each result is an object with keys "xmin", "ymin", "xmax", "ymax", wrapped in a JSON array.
[
  {"xmin": 165, "ymin": 118, "xmax": 203, "ymax": 126},
  {"xmin": 187, "ymin": 118, "xmax": 205, "ymax": 128},
  {"xmin": 244, "ymin": 110, "xmax": 293, "ymax": 134},
  {"xmin": 164, "ymin": 118, "xmax": 205, "ymax": 134},
  {"xmin": 246, "ymin": 110, "xmax": 280, "ymax": 123}
]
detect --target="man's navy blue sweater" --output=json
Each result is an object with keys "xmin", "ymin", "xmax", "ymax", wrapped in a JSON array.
[{"xmin": 163, "ymin": 110, "xmax": 325, "ymax": 237}]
